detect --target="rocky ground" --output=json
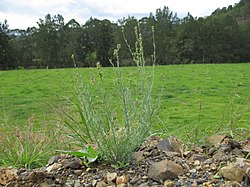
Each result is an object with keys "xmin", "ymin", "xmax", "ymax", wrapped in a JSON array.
[{"xmin": 0, "ymin": 135, "xmax": 249, "ymax": 187}]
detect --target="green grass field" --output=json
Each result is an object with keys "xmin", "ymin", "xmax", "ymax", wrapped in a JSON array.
[{"xmin": 1, "ymin": 63, "xmax": 249, "ymax": 141}]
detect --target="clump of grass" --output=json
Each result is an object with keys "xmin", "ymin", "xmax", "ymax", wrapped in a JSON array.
[
  {"xmin": 0, "ymin": 115, "xmax": 59, "ymax": 168},
  {"xmin": 186, "ymin": 90, "xmax": 249, "ymax": 144},
  {"xmin": 64, "ymin": 24, "xmax": 157, "ymax": 163},
  {"xmin": 214, "ymin": 91, "xmax": 249, "ymax": 140}
]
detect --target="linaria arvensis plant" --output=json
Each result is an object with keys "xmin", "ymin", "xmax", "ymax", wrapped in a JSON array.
[{"xmin": 65, "ymin": 23, "xmax": 157, "ymax": 164}]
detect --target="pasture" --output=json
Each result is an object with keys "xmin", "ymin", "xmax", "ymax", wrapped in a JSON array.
[{"xmin": 0, "ymin": 63, "xmax": 249, "ymax": 142}]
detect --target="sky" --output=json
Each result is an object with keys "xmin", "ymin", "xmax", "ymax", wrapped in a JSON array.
[{"xmin": 0, "ymin": 0, "xmax": 240, "ymax": 30}]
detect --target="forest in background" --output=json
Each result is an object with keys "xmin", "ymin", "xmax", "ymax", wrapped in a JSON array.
[{"xmin": 0, "ymin": 0, "xmax": 250, "ymax": 70}]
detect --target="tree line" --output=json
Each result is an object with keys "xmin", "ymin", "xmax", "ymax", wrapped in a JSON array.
[{"xmin": 0, "ymin": 0, "xmax": 250, "ymax": 70}]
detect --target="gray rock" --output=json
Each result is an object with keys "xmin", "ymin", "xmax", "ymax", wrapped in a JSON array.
[
  {"xmin": 96, "ymin": 181, "xmax": 107, "ymax": 187},
  {"xmin": 137, "ymin": 182, "xmax": 150, "ymax": 187},
  {"xmin": 46, "ymin": 163, "xmax": 62, "ymax": 173},
  {"xmin": 132, "ymin": 151, "xmax": 144, "ymax": 162},
  {"xmin": 208, "ymin": 147, "xmax": 217, "ymax": 155},
  {"xmin": 207, "ymin": 135, "xmax": 227, "ymax": 145},
  {"xmin": 148, "ymin": 159, "xmax": 183, "ymax": 182},
  {"xmin": 73, "ymin": 169, "xmax": 83, "ymax": 176},
  {"xmin": 40, "ymin": 182, "xmax": 51, "ymax": 187},
  {"xmin": 234, "ymin": 158, "xmax": 250, "ymax": 173},
  {"xmin": 221, "ymin": 181, "xmax": 242, "ymax": 187},
  {"xmin": 218, "ymin": 164, "xmax": 245, "ymax": 182},
  {"xmin": 242, "ymin": 141, "xmax": 250, "ymax": 154},
  {"xmin": 48, "ymin": 155, "xmax": 60, "ymax": 165},
  {"xmin": 164, "ymin": 180, "xmax": 175, "ymax": 187},
  {"xmin": 105, "ymin": 172, "xmax": 117, "ymax": 183},
  {"xmin": 157, "ymin": 137, "xmax": 183, "ymax": 157},
  {"xmin": 190, "ymin": 154, "xmax": 208, "ymax": 162},
  {"xmin": 227, "ymin": 139, "xmax": 242, "ymax": 149},
  {"xmin": 0, "ymin": 168, "xmax": 18, "ymax": 185},
  {"xmin": 213, "ymin": 150, "xmax": 227, "ymax": 160},
  {"xmin": 92, "ymin": 179, "xmax": 98, "ymax": 187},
  {"xmin": 74, "ymin": 179, "xmax": 81, "ymax": 187},
  {"xmin": 62, "ymin": 158, "xmax": 82, "ymax": 170},
  {"xmin": 231, "ymin": 148, "xmax": 244, "ymax": 157}
]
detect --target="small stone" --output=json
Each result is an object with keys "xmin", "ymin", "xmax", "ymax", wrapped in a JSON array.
[
  {"xmin": 183, "ymin": 151, "xmax": 192, "ymax": 157},
  {"xmin": 246, "ymin": 168, "xmax": 250, "ymax": 179},
  {"xmin": 137, "ymin": 182, "xmax": 149, "ymax": 187},
  {"xmin": 192, "ymin": 181, "xmax": 198, "ymax": 187},
  {"xmin": 213, "ymin": 150, "xmax": 227, "ymax": 160},
  {"xmin": 130, "ymin": 176, "xmax": 139, "ymax": 184},
  {"xmin": 208, "ymin": 147, "xmax": 217, "ymax": 155},
  {"xmin": 195, "ymin": 165, "xmax": 202, "ymax": 171},
  {"xmin": 157, "ymin": 137, "xmax": 183, "ymax": 157},
  {"xmin": 46, "ymin": 163, "xmax": 62, "ymax": 173},
  {"xmin": 234, "ymin": 158, "xmax": 250, "ymax": 172},
  {"xmin": 105, "ymin": 172, "xmax": 117, "ymax": 183},
  {"xmin": 194, "ymin": 160, "xmax": 200, "ymax": 166},
  {"xmin": 86, "ymin": 168, "xmax": 92, "ymax": 172},
  {"xmin": 141, "ymin": 176, "xmax": 148, "ymax": 179},
  {"xmin": 74, "ymin": 170, "xmax": 83, "ymax": 176},
  {"xmin": 189, "ymin": 169, "xmax": 196, "ymax": 173},
  {"xmin": 69, "ymin": 157, "xmax": 83, "ymax": 169},
  {"xmin": 210, "ymin": 163, "xmax": 217, "ymax": 170},
  {"xmin": 207, "ymin": 135, "xmax": 227, "ymax": 145},
  {"xmin": 231, "ymin": 148, "xmax": 244, "ymax": 157},
  {"xmin": 92, "ymin": 179, "xmax": 98, "ymax": 186},
  {"xmin": 164, "ymin": 180, "xmax": 175, "ymax": 187},
  {"xmin": 242, "ymin": 141, "xmax": 250, "ymax": 153},
  {"xmin": 96, "ymin": 181, "xmax": 107, "ymax": 187},
  {"xmin": 182, "ymin": 163, "xmax": 190, "ymax": 170},
  {"xmin": 127, "ymin": 169, "xmax": 135, "ymax": 174},
  {"xmin": 221, "ymin": 181, "xmax": 242, "ymax": 187},
  {"xmin": 40, "ymin": 182, "xmax": 51, "ymax": 187},
  {"xmin": 74, "ymin": 179, "xmax": 81, "ymax": 187},
  {"xmin": 132, "ymin": 151, "xmax": 144, "ymax": 162},
  {"xmin": 204, "ymin": 158, "xmax": 214, "ymax": 165},
  {"xmin": 202, "ymin": 182, "xmax": 212, "ymax": 187},
  {"xmin": 226, "ymin": 139, "xmax": 241, "ymax": 149},
  {"xmin": 164, "ymin": 151, "xmax": 180, "ymax": 157},
  {"xmin": 116, "ymin": 175, "xmax": 129, "ymax": 185},
  {"xmin": 192, "ymin": 146, "xmax": 203, "ymax": 153},
  {"xmin": 0, "ymin": 168, "xmax": 18, "ymax": 185},
  {"xmin": 148, "ymin": 159, "xmax": 184, "ymax": 182},
  {"xmin": 220, "ymin": 145, "xmax": 232, "ymax": 153},
  {"xmin": 117, "ymin": 184, "xmax": 126, "ymax": 187},
  {"xmin": 48, "ymin": 155, "xmax": 60, "ymax": 165},
  {"xmin": 190, "ymin": 154, "xmax": 208, "ymax": 162},
  {"xmin": 218, "ymin": 164, "xmax": 245, "ymax": 182}
]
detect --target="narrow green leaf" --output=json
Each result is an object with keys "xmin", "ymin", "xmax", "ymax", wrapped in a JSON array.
[{"xmin": 62, "ymin": 150, "xmax": 88, "ymax": 158}]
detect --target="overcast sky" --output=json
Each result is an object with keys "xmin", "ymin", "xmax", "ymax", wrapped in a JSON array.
[{"xmin": 0, "ymin": 0, "xmax": 240, "ymax": 29}]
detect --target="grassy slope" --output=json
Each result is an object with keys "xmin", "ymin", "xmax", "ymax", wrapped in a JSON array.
[{"xmin": 0, "ymin": 64, "xmax": 249, "ymax": 140}]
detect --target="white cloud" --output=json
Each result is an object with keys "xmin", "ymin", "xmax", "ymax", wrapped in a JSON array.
[{"xmin": 0, "ymin": 0, "xmax": 240, "ymax": 29}]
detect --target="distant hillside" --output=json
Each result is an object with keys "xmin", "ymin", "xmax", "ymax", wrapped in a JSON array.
[{"xmin": 211, "ymin": 0, "xmax": 250, "ymax": 24}]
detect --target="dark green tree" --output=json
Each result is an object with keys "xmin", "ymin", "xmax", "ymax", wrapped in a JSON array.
[
  {"xmin": 153, "ymin": 6, "xmax": 179, "ymax": 64},
  {"xmin": 36, "ymin": 14, "xmax": 65, "ymax": 68},
  {"xmin": 95, "ymin": 19, "xmax": 115, "ymax": 66},
  {"xmin": 0, "ymin": 20, "xmax": 17, "ymax": 69},
  {"xmin": 9, "ymin": 27, "xmax": 38, "ymax": 68}
]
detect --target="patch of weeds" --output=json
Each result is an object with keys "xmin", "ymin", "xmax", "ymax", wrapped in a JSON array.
[
  {"xmin": 188, "ymin": 90, "xmax": 249, "ymax": 144},
  {"xmin": 111, "ymin": 161, "xmax": 129, "ymax": 170},
  {"xmin": 214, "ymin": 91, "xmax": 249, "ymax": 140},
  {"xmin": 0, "ymin": 115, "xmax": 59, "ymax": 168}
]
